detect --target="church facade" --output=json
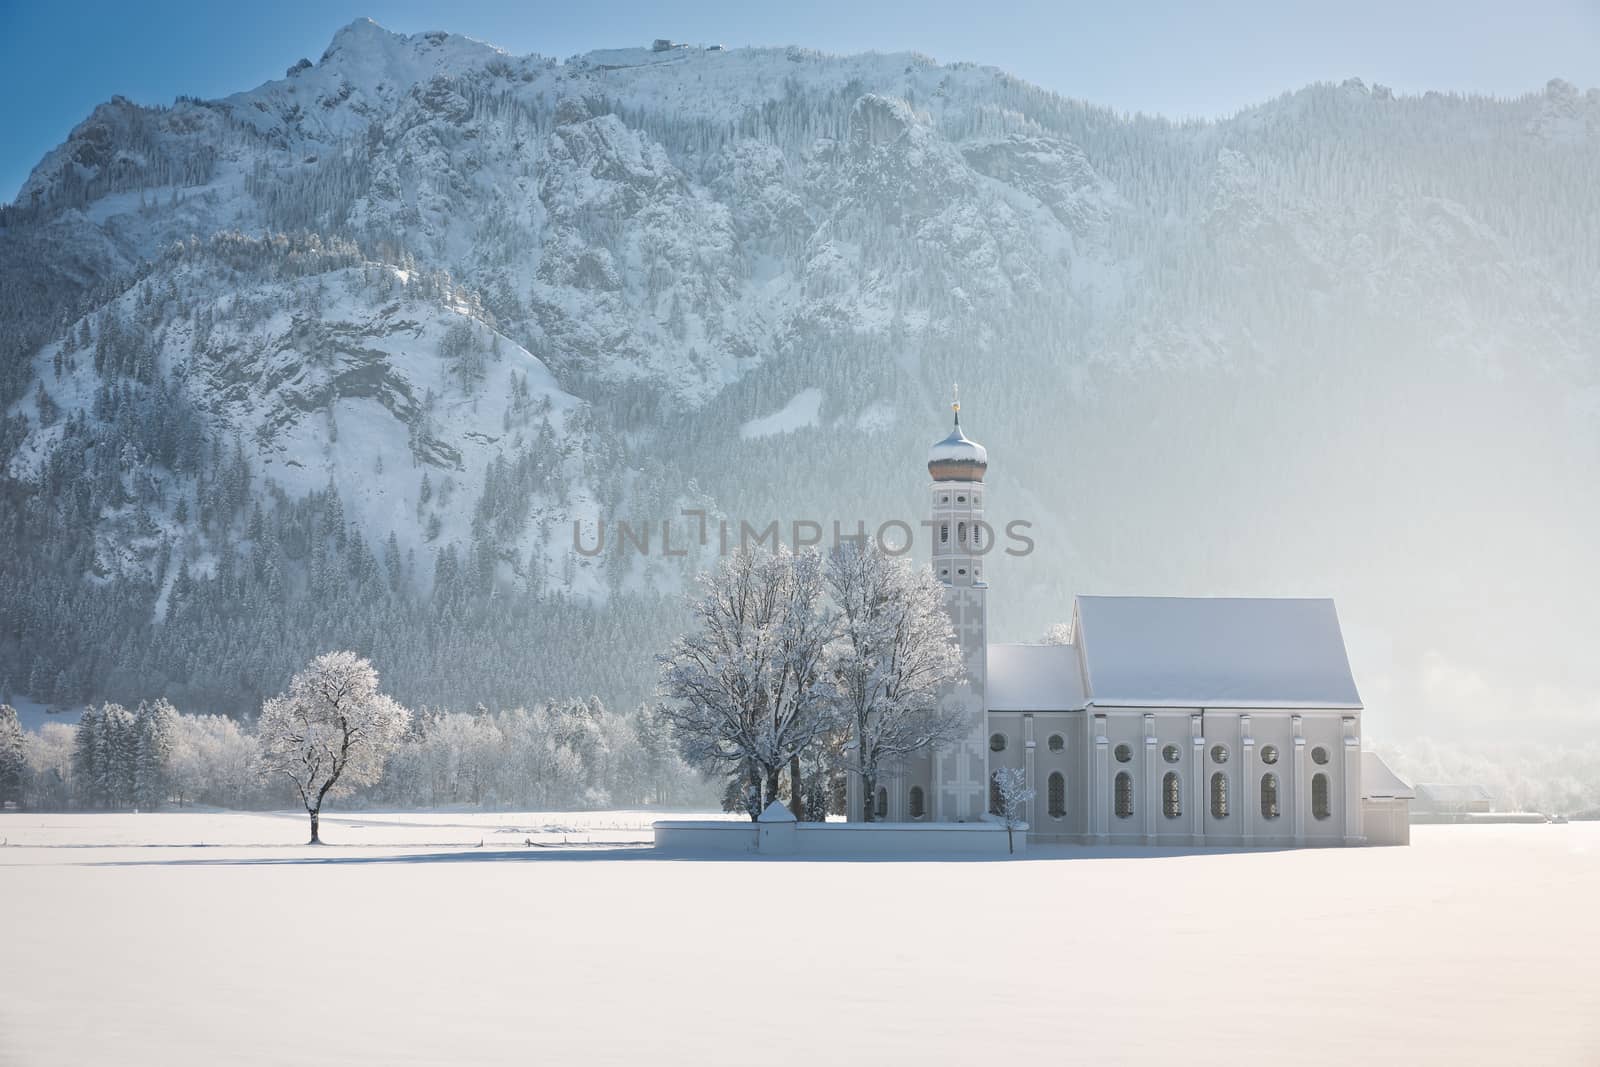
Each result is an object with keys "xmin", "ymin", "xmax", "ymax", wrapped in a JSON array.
[{"xmin": 846, "ymin": 405, "xmax": 1404, "ymax": 847}]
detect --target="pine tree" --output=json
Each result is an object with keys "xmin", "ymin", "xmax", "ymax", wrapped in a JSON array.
[{"xmin": 0, "ymin": 705, "xmax": 25, "ymax": 807}]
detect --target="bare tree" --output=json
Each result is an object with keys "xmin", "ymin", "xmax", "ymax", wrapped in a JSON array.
[
  {"xmin": 258, "ymin": 651, "xmax": 410, "ymax": 843},
  {"xmin": 826, "ymin": 542, "xmax": 967, "ymax": 821},
  {"xmin": 657, "ymin": 547, "xmax": 835, "ymax": 820},
  {"xmin": 992, "ymin": 767, "xmax": 1034, "ymax": 854}
]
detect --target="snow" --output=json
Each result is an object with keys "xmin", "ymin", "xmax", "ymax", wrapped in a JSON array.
[
  {"xmin": 1362, "ymin": 751, "xmax": 1415, "ymax": 799},
  {"xmin": 2, "ymin": 814, "xmax": 1597, "ymax": 1065},
  {"xmin": 757, "ymin": 799, "xmax": 796, "ymax": 822},
  {"xmin": 986, "ymin": 642, "xmax": 1085, "ymax": 710},
  {"xmin": 1077, "ymin": 595, "xmax": 1364, "ymax": 709},
  {"xmin": 739, "ymin": 388, "xmax": 823, "ymax": 439},
  {"xmin": 5, "ymin": 698, "xmax": 82, "ymax": 733}
]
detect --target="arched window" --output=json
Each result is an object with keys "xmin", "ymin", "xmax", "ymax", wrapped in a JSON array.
[
  {"xmin": 989, "ymin": 732, "xmax": 1007, "ymax": 753},
  {"xmin": 1312, "ymin": 773, "xmax": 1331, "ymax": 820},
  {"xmin": 1114, "ymin": 772, "xmax": 1133, "ymax": 819},
  {"xmin": 875, "ymin": 787, "xmax": 888, "ymax": 819},
  {"xmin": 1210, "ymin": 773, "xmax": 1229, "ymax": 819},
  {"xmin": 1260, "ymin": 773, "xmax": 1280, "ymax": 820},
  {"xmin": 1048, "ymin": 734, "xmax": 1064, "ymax": 753},
  {"xmin": 957, "ymin": 521, "xmax": 967, "ymax": 544},
  {"xmin": 940, "ymin": 523, "xmax": 949, "ymax": 544},
  {"xmin": 909, "ymin": 786, "xmax": 925, "ymax": 819},
  {"xmin": 1163, "ymin": 772, "xmax": 1182, "ymax": 819},
  {"xmin": 1048, "ymin": 772, "xmax": 1065, "ymax": 818},
  {"xmin": 989, "ymin": 773, "xmax": 1002, "ymax": 816}
]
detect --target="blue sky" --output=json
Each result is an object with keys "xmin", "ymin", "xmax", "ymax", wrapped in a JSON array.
[{"xmin": 2, "ymin": 0, "xmax": 1596, "ymax": 203}]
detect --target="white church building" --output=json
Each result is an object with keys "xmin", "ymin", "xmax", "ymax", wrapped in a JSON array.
[{"xmin": 845, "ymin": 404, "xmax": 1411, "ymax": 847}]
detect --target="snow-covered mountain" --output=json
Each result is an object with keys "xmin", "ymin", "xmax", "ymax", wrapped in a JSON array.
[{"xmin": 2, "ymin": 21, "xmax": 1596, "ymax": 733}]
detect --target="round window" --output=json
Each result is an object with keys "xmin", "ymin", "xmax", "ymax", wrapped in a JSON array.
[
  {"xmin": 1210, "ymin": 744, "xmax": 1229, "ymax": 765},
  {"xmin": 1113, "ymin": 743, "xmax": 1133, "ymax": 763},
  {"xmin": 1162, "ymin": 744, "xmax": 1181, "ymax": 764},
  {"xmin": 1048, "ymin": 734, "xmax": 1064, "ymax": 752},
  {"xmin": 989, "ymin": 733, "xmax": 1007, "ymax": 753},
  {"xmin": 1260, "ymin": 745, "xmax": 1279, "ymax": 765},
  {"xmin": 1311, "ymin": 746, "xmax": 1330, "ymax": 765}
]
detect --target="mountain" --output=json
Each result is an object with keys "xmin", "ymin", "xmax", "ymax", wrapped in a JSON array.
[{"xmin": 2, "ymin": 21, "xmax": 1596, "ymax": 736}]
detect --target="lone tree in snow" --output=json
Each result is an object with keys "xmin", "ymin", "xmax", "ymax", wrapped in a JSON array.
[
  {"xmin": 992, "ymin": 766, "xmax": 1034, "ymax": 854},
  {"xmin": 258, "ymin": 651, "xmax": 409, "ymax": 844},
  {"xmin": 657, "ymin": 547, "xmax": 835, "ymax": 820},
  {"xmin": 826, "ymin": 542, "xmax": 967, "ymax": 821}
]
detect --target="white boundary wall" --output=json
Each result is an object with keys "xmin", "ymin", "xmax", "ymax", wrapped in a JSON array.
[{"xmin": 653, "ymin": 819, "xmax": 1024, "ymax": 857}]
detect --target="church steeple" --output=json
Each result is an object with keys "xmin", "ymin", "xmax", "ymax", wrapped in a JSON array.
[{"xmin": 928, "ymin": 396, "xmax": 987, "ymax": 586}]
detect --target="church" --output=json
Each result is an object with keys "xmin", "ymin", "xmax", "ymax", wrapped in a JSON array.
[{"xmin": 845, "ymin": 402, "xmax": 1411, "ymax": 847}]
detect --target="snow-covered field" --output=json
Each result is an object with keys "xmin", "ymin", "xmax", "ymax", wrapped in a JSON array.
[{"xmin": 2, "ymin": 815, "xmax": 1597, "ymax": 1066}]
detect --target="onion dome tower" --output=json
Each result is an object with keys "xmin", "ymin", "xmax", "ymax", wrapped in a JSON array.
[
  {"xmin": 928, "ymin": 387, "xmax": 988, "ymax": 586},
  {"xmin": 927, "ymin": 386, "xmax": 990, "ymax": 822}
]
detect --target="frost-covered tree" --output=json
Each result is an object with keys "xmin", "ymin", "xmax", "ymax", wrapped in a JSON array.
[
  {"xmin": 992, "ymin": 767, "xmax": 1034, "ymax": 854},
  {"xmin": 0, "ymin": 705, "xmax": 25, "ymax": 806},
  {"xmin": 132, "ymin": 698, "xmax": 178, "ymax": 810},
  {"xmin": 257, "ymin": 651, "xmax": 410, "ymax": 843},
  {"xmin": 826, "ymin": 542, "xmax": 967, "ymax": 821},
  {"xmin": 657, "ymin": 547, "xmax": 835, "ymax": 819}
]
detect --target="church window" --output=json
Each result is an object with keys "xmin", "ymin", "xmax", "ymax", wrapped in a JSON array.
[
  {"xmin": 909, "ymin": 786, "xmax": 925, "ymax": 819},
  {"xmin": 875, "ymin": 787, "xmax": 888, "ymax": 819},
  {"xmin": 1048, "ymin": 733, "xmax": 1064, "ymax": 752},
  {"xmin": 1312, "ymin": 774, "xmax": 1331, "ymax": 820},
  {"xmin": 973, "ymin": 493, "xmax": 982, "ymax": 506},
  {"xmin": 1114, "ymin": 772, "xmax": 1134, "ymax": 818},
  {"xmin": 1311, "ymin": 746, "xmax": 1330, "ymax": 765},
  {"xmin": 989, "ymin": 732, "xmax": 1007, "ymax": 753},
  {"xmin": 1210, "ymin": 773, "xmax": 1229, "ymax": 819},
  {"xmin": 1260, "ymin": 745, "xmax": 1280, "ymax": 765},
  {"xmin": 957, "ymin": 521, "xmax": 967, "ymax": 543},
  {"xmin": 1211, "ymin": 744, "xmax": 1229, "ymax": 764},
  {"xmin": 1162, "ymin": 744, "xmax": 1181, "ymax": 764},
  {"xmin": 940, "ymin": 523, "xmax": 948, "ymax": 544},
  {"xmin": 1113, "ymin": 743, "xmax": 1133, "ymax": 763},
  {"xmin": 1163, "ymin": 772, "xmax": 1182, "ymax": 819},
  {"xmin": 1048, "ymin": 772, "xmax": 1065, "ymax": 818},
  {"xmin": 989, "ymin": 773, "xmax": 1002, "ymax": 816},
  {"xmin": 1260, "ymin": 773, "xmax": 1281, "ymax": 820},
  {"xmin": 940, "ymin": 495, "xmax": 949, "ymax": 504},
  {"xmin": 956, "ymin": 494, "xmax": 966, "ymax": 503},
  {"xmin": 957, "ymin": 568, "xmax": 966, "ymax": 576},
  {"xmin": 940, "ymin": 568, "xmax": 949, "ymax": 579}
]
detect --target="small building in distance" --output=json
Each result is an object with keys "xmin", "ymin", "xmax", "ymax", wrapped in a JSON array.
[{"xmin": 1413, "ymin": 782, "xmax": 1496, "ymax": 816}]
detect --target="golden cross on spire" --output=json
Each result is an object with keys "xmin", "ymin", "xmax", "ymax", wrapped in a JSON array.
[{"xmin": 952, "ymin": 382, "xmax": 960, "ymax": 414}]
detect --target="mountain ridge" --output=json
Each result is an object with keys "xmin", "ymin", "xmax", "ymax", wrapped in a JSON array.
[{"xmin": 1, "ymin": 21, "xmax": 1595, "ymax": 738}]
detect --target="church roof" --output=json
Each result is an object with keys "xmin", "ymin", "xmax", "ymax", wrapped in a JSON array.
[
  {"xmin": 1075, "ymin": 595, "xmax": 1363, "ymax": 709},
  {"xmin": 1362, "ymin": 753, "xmax": 1415, "ymax": 800},
  {"xmin": 987, "ymin": 643, "xmax": 1086, "ymax": 710}
]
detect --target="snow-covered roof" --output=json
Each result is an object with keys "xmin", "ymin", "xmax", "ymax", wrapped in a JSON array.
[
  {"xmin": 757, "ymin": 800, "xmax": 796, "ymax": 823},
  {"xmin": 986, "ymin": 643, "xmax": 1086, "ymax": 710},
  {"xmin": 1075, "ymin": 596, "xmax": 1362, "ymax": 709},
  {"xmin": 1414, "ymin": 783, "xmax": 1494, "ymax": 805},
  {"xmin": 1361, "ymin": 752, "xmax": 1415, "ymax": 800}
]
